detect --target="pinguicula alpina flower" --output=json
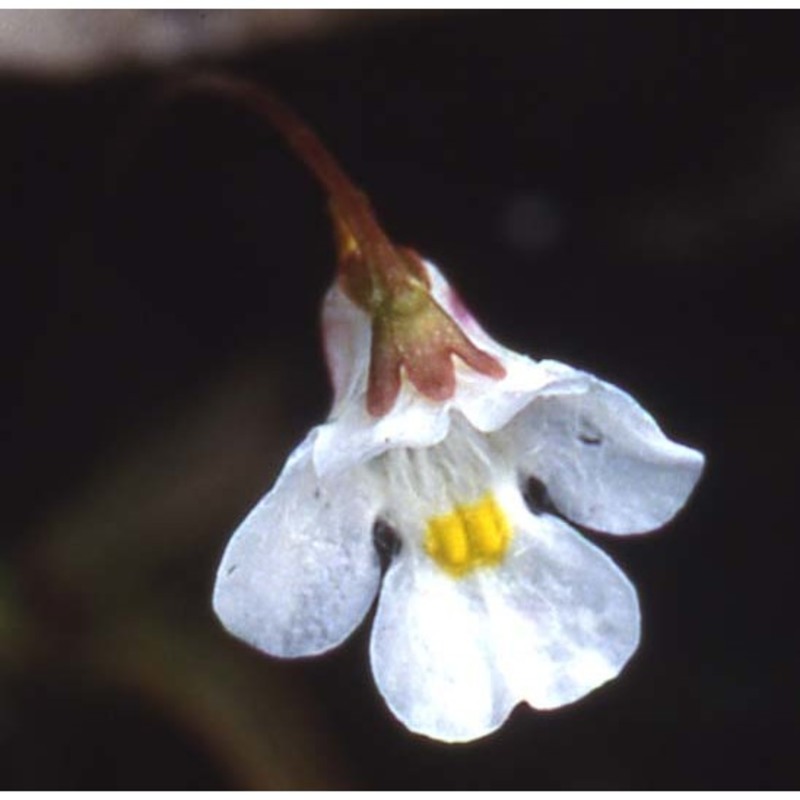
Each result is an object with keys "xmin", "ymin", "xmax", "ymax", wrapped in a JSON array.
[{"xmin": 210, "ymin": 79, "xmax": 705, "ymax": 743}]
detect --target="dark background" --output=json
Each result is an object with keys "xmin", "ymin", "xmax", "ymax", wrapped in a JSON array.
[{"xmin": 2, "ymin": 10, "xmax": 797, "ymax": 790}]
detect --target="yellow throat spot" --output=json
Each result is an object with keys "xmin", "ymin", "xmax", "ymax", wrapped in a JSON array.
[{"xmin": 424, "ymin": 493, "xmax": 512, "ymax": 577}]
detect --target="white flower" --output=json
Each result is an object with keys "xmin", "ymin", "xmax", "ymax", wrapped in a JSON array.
[
  {"xmin": 213, "ymin": 257, "xmax": 704, "ymax": 743},
  {"xmin": 200, "ymin": 75, "xmax": 703, "ymax": 741}
]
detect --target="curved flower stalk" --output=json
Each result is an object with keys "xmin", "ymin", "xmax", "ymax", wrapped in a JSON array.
[{"xmin": 209, "ymin": 78, "xmax": 705, "ymax": 743}]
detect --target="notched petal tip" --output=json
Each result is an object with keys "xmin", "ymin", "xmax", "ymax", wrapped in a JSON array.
[
  {"xmin": 369, "ymin": 558, "xmax": 517, "ymax": 743},
  {"xmin": 486, "ymin": 503, "xmax": 642, "ymax": 712}
]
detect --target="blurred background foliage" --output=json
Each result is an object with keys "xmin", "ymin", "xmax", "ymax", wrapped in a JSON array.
[{"xmin": 2, "ymin": 9, "xmax": 798, "ymax": 789}]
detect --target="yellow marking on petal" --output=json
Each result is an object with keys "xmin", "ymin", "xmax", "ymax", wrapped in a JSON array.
[{"xmin": 424, "ymin": 493, "xmax": 512, "ymax": 577}]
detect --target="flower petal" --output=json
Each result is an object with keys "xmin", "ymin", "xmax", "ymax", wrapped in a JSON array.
[
  {"xmin": 369, "ymin": 552, "xmax": 516, "ymax": 742},
  {"xmin": 369, "ymin": 484, "xmax": 640, "ymax": 742},
  {"xmin": 424, "ymin": 259, "xmax": 583, "ymax": 433},
  {"xmin": 315, "ymin": 262, "xmax": 581, "ymax": 479},
  {"xmin": 484, "ymin": 486, "xmax": 641, "ymax": 710},
  {"xmin": 313, "ymin": 387, "xmax": 451, "ymax": 478},
  {"xmin": 321, "ymin": 282, "xmax": 371, "ymax": 416},
  {"xmin": 503, "ymin": 367, "xmax": 705, "ymax": 534},
  {"xmin": 316, "ymin": 277, "xmax": 455, "ymax": 477},
  {"xmin": 213, "ymin": 429, "xmax": 382, "ymax": 657}
]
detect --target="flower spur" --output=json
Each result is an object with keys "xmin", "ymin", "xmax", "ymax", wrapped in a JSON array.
[{"xmin": 210, "ymin": 79, "xmax": 705, "ymax": 743}]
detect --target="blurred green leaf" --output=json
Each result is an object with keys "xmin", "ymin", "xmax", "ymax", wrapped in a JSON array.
[
  {"xmin": 88, "ymin": 604, "xmax": 355, "ymax": 789},
  {"xmin": 13, "ymin": 358, "xmax": 354, "ymax": 788}
]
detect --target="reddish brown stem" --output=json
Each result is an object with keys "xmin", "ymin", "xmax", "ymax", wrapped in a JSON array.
[
  {"xmin": 162, "ymin": 72, "xmax": 407, "ymax": 295},
  {"xmin": 149, "ymin": 73, "xmax": 506, "ymax": 417}
]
